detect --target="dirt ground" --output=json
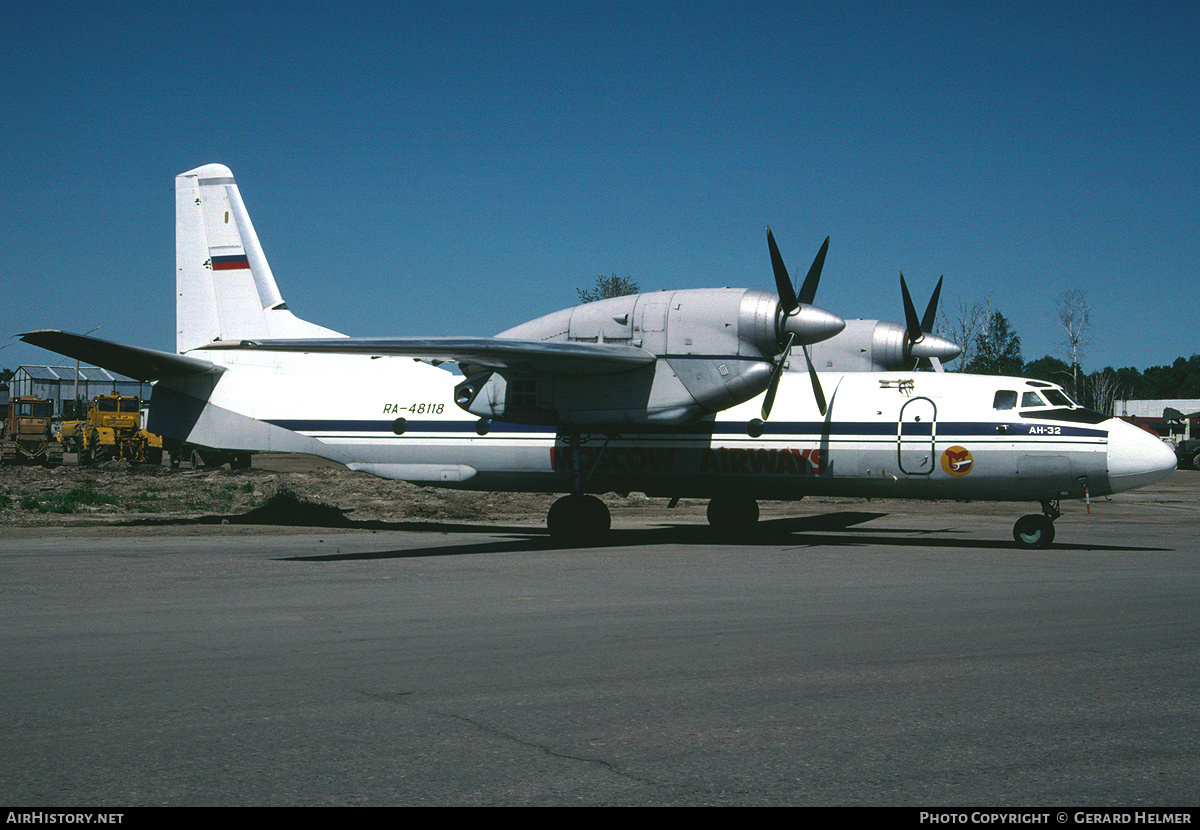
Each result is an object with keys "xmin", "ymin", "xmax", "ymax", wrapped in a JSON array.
[
  {"xmin": 0, "ymin": 453, "xmax": 559, "ymax": 530},
  {"xmin": 1, "ymin": 451, "xmax": 1195, "ymax": 532}
]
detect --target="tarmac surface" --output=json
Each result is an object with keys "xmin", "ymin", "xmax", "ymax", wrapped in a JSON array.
[{"xmin": 2, "ymin": 465, "xmax": 1199, "ymax": 806}]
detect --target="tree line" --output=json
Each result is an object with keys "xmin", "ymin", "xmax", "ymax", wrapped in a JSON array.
[
  {"xmin": 940, "ymin": 291, "xmax": 1200, "ymax": 413},
  {"xmin": 578, "ymin": 277, "xmax": 1200, "ymax": 413}
]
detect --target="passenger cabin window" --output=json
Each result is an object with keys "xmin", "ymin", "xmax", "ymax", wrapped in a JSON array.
[
  {"xmin": 993, "ymin": 390, "xmax": 1017, "ymax": 410},
  {"xmin": 1022, "ymin": 391, "xmax": 1046, "ymax": 408}
]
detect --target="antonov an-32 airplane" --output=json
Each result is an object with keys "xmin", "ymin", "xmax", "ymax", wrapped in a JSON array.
[{"xmin": 22, "ymin": 164, "xmax": 1176, "ymax": 548}]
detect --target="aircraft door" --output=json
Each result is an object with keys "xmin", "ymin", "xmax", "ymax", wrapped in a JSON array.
[{"xmin": 897, "ymin": 397, "xmax": 937, "ymax": 475}]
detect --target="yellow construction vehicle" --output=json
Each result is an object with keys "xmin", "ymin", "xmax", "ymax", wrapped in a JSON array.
[
  {"xmin": 1, "ymin": 395, "xmax": 63, "ymax": 466},
  {"xmin": 59, "ymin": 394, "xmax": 163, "ymax": 465}
]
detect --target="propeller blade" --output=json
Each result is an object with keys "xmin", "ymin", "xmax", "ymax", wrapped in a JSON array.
[
  {"xmin": 802, "ymin": 343, "xmax": 827, "ymax": 416},
  {"xmin": 761, "ymin": 332, "xmax": 794, "ymax": 420},
  {"xmin": 761, "ymin": 230, "xmax": 834, "ymax": 420},
  {"xmin": 921, "ymin": 276, "xmax": 944, "ymax": 333},
  {"xmin": 767, "ymin": 227, "xmax": 798, "ymax": 314},
  {"xmin": 797, "ymin": 236, "xmax": 829, "ymax": 306},
  {"xmin": 900, "ymin": 272, "xmax": 922, "ymax": 344}
]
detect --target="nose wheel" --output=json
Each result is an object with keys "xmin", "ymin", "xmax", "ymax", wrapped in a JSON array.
[{"xmin": 1013, "ymin": 501, "xmax": 1060, "ymax": 549}]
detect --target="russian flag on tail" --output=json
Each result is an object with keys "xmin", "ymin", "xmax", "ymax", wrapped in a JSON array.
[{"xmin": 211, "ymin": 254, "xmax": 250, "ymax": 270}]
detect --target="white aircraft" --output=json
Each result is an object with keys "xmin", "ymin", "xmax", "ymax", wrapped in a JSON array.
[{"xmin": 22, "ymin": 164, "xmax": 1176, "ymax": 548}]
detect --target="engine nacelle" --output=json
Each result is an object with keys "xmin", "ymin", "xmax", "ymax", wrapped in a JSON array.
[
  {"xmin": 808, "ymin": 319, "xmax": 961, "ymax": 372},
  {"xmin": 455, "ymin": 287, "xmax": 843, "ymax": 427}
]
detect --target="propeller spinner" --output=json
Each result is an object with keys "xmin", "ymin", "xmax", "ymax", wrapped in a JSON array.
[
  {"xmin": 899, "ymin": 273, "xmax": 960, "ymax": 371},
  {"xmin": 761, "ymin": 230, "xmax": 844, "ymax": 419}
]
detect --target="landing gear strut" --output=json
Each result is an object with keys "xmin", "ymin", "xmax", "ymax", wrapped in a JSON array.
[
  {"xmin": 1013, "ymin": 501, "xmax": 1060, "ymax": 549},
  {"xmin": 546, "ymin": 431, "xmax": 612, "ymax": 545}
]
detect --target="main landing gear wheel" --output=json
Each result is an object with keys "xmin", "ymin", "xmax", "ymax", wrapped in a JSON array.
[
  {"xmin": 547, "ymin": 494, "xmax": 611, "ymax": 545},
  {"xmin": 707, "ymin": 494, "xmax": 760, "ymax": 536}
]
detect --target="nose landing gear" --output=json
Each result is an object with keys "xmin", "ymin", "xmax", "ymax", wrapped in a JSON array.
[{"xmin": 1013, "ymin": 501, "xmax": 1061, "ymax": 549}]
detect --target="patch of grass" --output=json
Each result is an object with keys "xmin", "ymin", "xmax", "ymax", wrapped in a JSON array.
[{"xmin": 21, "ymin": 486, "xmax": 118, "ymax": 514}]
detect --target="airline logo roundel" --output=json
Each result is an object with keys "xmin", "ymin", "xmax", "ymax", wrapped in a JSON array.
[{"xmin": 941, "ymin": 446, "xmax": 974, "ymax": 477}]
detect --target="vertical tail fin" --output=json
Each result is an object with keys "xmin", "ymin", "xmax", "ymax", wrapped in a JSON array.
[{"xmin": 175, "ymin": 164, "xmax": 344, "ymax": 353}]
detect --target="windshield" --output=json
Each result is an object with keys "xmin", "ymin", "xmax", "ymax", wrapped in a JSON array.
[
  {"xmin": 96, "ymin": 398, "xmax": 140, "ymax": 413},
  {"xmin": 1043, "ymin": 388, "xmax": 1077, "ymax": 407},
  {"xmin": 14, "ymin": 401, "xmax": 51, "ymax": 417}
]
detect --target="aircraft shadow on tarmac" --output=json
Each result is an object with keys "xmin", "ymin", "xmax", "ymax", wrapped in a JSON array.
[
  {"xmin": 118, "ymin": 494, "xmax": 1172, "ymax": 559},
  {"xmin": 263, "ymin": 511, "xmax": 1173, "ymax": 562}
]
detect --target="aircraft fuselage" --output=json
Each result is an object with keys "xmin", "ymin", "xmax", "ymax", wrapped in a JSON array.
[{"xmin": 149, "ymin": 351, "xmax": 1170, "ymax": 506}]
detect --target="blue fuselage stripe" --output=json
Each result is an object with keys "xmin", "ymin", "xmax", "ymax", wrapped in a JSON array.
[{"xmin": 265, "ymin": 419, "xmax": 1109, "ymax": 441}]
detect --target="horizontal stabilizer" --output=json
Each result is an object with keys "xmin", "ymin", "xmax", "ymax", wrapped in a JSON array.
[
  {"xmin": 21, "ymin": 330, "xmax": 220, "ymax": 381},
  {"xmin": 199, "ymin": 336, "xmax": 656, "ymax": 376}
]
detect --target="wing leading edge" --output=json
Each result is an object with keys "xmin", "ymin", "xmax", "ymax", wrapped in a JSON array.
[
  {"xmin": 20, "ymin": 330, "xmax": 220, "ymax": 381},
  {"xmin": 198, "ymin": 336, "xmax": 656, "ymax": 376}
]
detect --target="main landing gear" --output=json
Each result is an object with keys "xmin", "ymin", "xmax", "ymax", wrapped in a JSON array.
[
  {"xmin": 706, "ymin": 494, "xmax": 760, "ymax": 536},
  {"xmin": 547, "ymin": 493, "xmax": 611, "ymax": 544},
  {"xmin": 546, "ymin": 492, "xmax": 763, "ymax": 543},
  {"xmin": 547, "ymin": 431, "xmax": 612, "ymax": 545},
  {"xmin": 1012, "ymin": 501, "xmax": 1061, "ymax": 549}
]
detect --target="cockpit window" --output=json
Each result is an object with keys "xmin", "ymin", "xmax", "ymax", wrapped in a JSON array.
[
  {"xmin": 1043, "ymin": 389, "xmax": 1075, "ymax": 408},
  {"xmin": 1022, "ymin": 391, "xmax": 1046, "ymax": 408},
  {"xmin": 993, "ymin": 390, "xmax": 1017, "ymax": 410}
]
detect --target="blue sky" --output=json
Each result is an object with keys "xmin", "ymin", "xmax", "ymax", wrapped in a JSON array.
[{"xmin": 3, "ymin": 2, "xmax": 1196, "ymax": 376}]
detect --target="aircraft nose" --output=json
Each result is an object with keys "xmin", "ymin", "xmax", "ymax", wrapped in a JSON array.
[{"xmin": 1106, "ymin": 418, "xmax": 1177, "ymax": 493}]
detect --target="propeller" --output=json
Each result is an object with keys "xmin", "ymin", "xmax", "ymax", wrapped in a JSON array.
[
  {"xmin": 762, "ymin": 230, "xmax": 836, "ymax": 419},
  {"xmin": 899, "ymin": 273, "xmax": 958, "ymax": 372}
]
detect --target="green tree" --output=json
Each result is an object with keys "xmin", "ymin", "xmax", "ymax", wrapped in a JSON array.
[
  {"xmin": 577, "ymin": 274, "xmax": 640, "ymax": 304},
  {"xmin": 963, "ymin": 311, "xmax": 1023, "ymax": 375},
  {"xmin": 1023, "ymin": 355, "xmax": 1072, "ymax": 385}
]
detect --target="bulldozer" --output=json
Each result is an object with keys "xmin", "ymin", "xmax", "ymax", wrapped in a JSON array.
[
  {"xmin": 1, "ymin": 394, "xmax": 64, "ymax": 466},
  {"xmin": 59, "ymin": 394, "xmax": 163, "ymax": 465}
]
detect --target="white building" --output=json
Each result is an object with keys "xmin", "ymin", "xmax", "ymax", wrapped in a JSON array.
[{"xmin": 5, "ymin": 365, "xmax": 153, "ymax": 417}]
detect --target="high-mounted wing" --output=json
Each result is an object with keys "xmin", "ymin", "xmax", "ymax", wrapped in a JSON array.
[
  {"xmin": 202, "ymin": 336, "xmax": 655, "ymax": 376},
  {"xmin": 21, "ymin": 330, "xmax": 220, "ymax": 381}
]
